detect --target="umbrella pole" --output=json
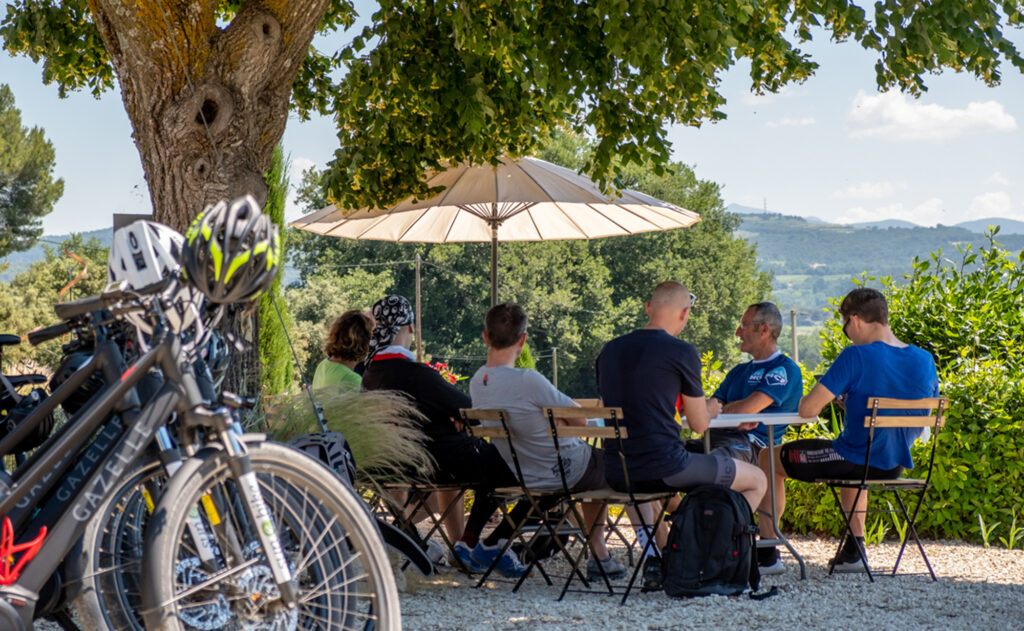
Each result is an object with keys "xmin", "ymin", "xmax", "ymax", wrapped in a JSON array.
[{"xmin": 490, "ymin": 223, "xmax": 499, "ymax": 308}]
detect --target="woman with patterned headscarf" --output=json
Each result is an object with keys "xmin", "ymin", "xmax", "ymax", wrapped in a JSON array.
[{"xmin": 362, "ymin": 295, "xmax": 529, "ymax": 577}]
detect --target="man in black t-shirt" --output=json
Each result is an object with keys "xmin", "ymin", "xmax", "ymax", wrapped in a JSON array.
[{"xmin": 596, "ymin": 281, "xmax": 767, "ymax": 588}]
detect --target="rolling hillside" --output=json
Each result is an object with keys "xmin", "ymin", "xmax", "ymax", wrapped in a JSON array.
[{"xmin": 736, "ymin": 212, "xmax": 1024, "ymax": 325}]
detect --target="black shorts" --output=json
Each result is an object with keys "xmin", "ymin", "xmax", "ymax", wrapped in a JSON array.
[
  {"xmin": 780, "ymin": 439, "xmax": 902, "ymax": 482},
  {"xmin": 631, "ymin": 453, "xmax": 737, "ymax": 493}
]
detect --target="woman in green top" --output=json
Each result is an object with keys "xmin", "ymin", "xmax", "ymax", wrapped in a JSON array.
[{"xmin": 312, "ymin": 310, "xmax": 374, "ymax": 391}]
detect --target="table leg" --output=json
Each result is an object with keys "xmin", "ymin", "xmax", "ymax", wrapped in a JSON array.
[{"xmin": 762, "ymin": 431, "xmax": 806, "ymax": 580}]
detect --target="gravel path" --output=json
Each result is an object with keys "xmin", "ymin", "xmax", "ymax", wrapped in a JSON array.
[
  {"xmin": 398, "ymin": 535, "xmax": 1024, "ymax": 630},
  {"xmin": 33, "ymin": 534, "xmax": 1024, "ymax": 630}
]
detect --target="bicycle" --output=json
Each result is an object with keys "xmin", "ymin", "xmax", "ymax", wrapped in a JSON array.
[{"xmin": 1, "ymin": 280, "xmax": 399, "ymax": 630}]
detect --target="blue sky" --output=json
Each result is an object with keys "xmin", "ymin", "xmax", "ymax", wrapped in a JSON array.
[{"xmin": 2, "ymin": 10, "xmax": 1022, "ymax": 235}]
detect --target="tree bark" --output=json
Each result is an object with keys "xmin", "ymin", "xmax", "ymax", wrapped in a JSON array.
[{"xmin": 85, "ymin": 0, "xmax": 331, "ymax": 232}]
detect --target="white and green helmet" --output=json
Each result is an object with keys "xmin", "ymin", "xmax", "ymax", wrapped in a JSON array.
[{"xmin": 183, "ymin": 195, "xmax": 281, "ymax": 304}]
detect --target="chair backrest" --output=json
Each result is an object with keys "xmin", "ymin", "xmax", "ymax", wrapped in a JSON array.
[
  {"xmin": 864, "ymin": 397, "xmax": 948, "ymax": 429},
  {"xmin": 861, "ymin": 397, "xmax": 948, "ymax": 486},
  {"xmin": 460, "ymin": 407, "xmax": 533, "ymax": 486}
]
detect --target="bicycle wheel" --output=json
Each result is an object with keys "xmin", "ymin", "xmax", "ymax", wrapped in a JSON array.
[
  {"xmin": 141, "ymin": 441, "xmax": 400, "ymax": 631},
  {"xmin": 66, "ymin": 456, "xmax": 163, "ymax": 631}
]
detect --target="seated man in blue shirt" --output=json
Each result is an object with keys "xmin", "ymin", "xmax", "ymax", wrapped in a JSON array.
[
  {"xmin": 596, "ymin": 281, "xmax": 767, "ymax": 588},
  {"xmin": 693, "ymin": 302, "xmax": 801, "ymax": 575},
  {"xmin": 773, "ymin": 287, "xmax": 939, "ymax": 572}
]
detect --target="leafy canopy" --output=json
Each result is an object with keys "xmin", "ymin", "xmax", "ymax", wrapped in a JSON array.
[
  {"xmin": 0, "ymin": 83, "xmax": 64, "ymax": 257},
  {"xmin": 3, "ymin": 1, "xmax": 1022, "ymax": 211}
]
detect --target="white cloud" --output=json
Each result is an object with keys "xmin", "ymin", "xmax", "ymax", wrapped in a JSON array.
[
  {"xmin": 285, "ymin": 156, "xmax": 318, "ymax": 222},
  {"xmin": 765, "ymin": 117, "xmax": 816, "ymax": 128},
  {"xmin": 985, "ymin": 171, "xmax": 1011, "ymax": 186},
  {"xmin": 837, "ymin": 198, "xmax": 946, "ymax": 226},
  {"xmin": 831, "ymin": 181, "xmax": 904, "ymax": 200},
  {"xmin": 968, "ymin": 191, "xmax": 1023, "ymax": 219},
  {"xmin": 847, "ymin": 90, "xmax": 1017, "ymax": 141}
]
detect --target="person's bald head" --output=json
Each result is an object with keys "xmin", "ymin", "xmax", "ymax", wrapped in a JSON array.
[
  {"xmin": 645, "ymin": 281, "xmax": 694, "ymax": 336},
  {"xmin": 649, "ymin": 281, "xmax": 690, "ymax": 310}
]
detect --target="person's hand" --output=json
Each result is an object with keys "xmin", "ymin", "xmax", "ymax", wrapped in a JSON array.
[
  {"xmin": 706, "ymin": 398, "xmax": 722, "ymax": 418},
  {"xmin": 737, "ymin": 421, "xmax": 759, "ymax": 431},
  {"xmin": 452, "ymin": 417, "xmax": 465, "ymax": 432},
  {"xmin": 835, "ymin": 394, "xmax": 847, "ymax": 411}
]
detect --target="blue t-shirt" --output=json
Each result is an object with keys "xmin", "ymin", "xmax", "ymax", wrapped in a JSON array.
[
  {"xmin": 712, "ymin": 352, "xmax": 802, "ymax": 446},
  {"xmin": 819, "ymin": 342, "xmax": 939, "ymax": 470},
  {"xmin": 596, "ymin": 329, "xmax": 703, "ymax": 485}
]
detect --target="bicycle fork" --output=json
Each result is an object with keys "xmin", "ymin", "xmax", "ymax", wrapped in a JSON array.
[{"xmin": 218, "ymin": 423, "xmax": 299, "ymax": 608}]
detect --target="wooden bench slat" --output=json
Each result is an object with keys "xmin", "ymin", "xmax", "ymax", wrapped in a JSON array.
[
  {"xmin": 547, "ymin": 426, "xmax": 627, "ymax": 439},
  {"xmin": 545, "ymin": 406, "xmax": 624, "ymax": 419},
  {"xmin": 468, "ymin": 426, "xmax": 510, "ymax": 439},
  {"xmin": 867, "ymin": 397, "xmax": 947, "ymax": 410},
  {"xmin": 460, "ymin": 408, "xmax": 507, "ymax": 422},
  {"xmin": 864, "ymin": 415, "xmax": 945, "ymax": 428}
]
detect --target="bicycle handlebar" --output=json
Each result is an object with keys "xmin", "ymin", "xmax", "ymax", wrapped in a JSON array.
[
  {"xmin": 27, "ymin": 322, "xmax": 72, "ymax": 346},
  {"xmin": 53, "ymin": 278, "xmax": 171, "ymax": 321}
]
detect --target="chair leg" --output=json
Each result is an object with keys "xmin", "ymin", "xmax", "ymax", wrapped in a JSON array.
[
  {"xmin": 604, "ymin": 504, "xmax": 635, "ymax": 567},
  {"xmin": 891, "ymin": 488, "xmax": 936, "ymax": 581},
  {"xmin": 620, "ymin": 501, "xmax": 669, "ymax": 606},
  {"xmin": 827, "ymin": 484, "xmax": 874, "ymax": 582}
]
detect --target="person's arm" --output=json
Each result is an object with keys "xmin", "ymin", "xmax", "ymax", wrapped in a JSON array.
[
  {"xmin": 799, "ymin": 382, "xmax": 836, "ymax": 419},
  {"xmin": 682, "ymin": 394, "xmax": 712, "ymax": 433},
  {"xmin": 415, "ymin": 363, "xmax": 471, "ymax": 419},
  {"xmin": 722, "ymin": 391, "xmax": 775, "ymax": 414}
]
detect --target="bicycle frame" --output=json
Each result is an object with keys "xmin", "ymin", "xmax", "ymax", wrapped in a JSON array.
[{"xmin": 0, "ymin": 319, "xmax": 199, "ymax": 623}]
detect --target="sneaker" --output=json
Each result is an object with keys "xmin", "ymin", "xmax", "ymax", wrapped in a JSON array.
[
  {"xmin": 425, "ymin": 539, "xmax": 446, "ymax": 565},
  {"xmin": 828, "ymin": 546, "xmax": 867, "ymax": 573},
  {"xmin": 471, "ymin": 541, "xmax": 530, "ymax": 578},
  {"xmin": 452, "ymin": 541, "xmax": 486, "ymax": 572},
  {"xmin": 587, "ymin": 554, "xmax": 627, "ymax": 581},
  {"xmin": 641, "ymin": 556, "xmax": 663, "ymax": 592},
  {"xmin": 757, "ymin": 547, "xmax": 785, "ymax": 576}
]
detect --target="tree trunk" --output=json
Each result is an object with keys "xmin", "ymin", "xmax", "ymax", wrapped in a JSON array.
[{"xmin": 85, "ymin": 0, "xmax": 331, "ymax": 233}]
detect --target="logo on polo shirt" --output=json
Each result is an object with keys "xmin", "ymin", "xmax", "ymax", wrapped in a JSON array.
[
  {"xmin": 747, "ymin": 368, "xmax": 764, "ymax": 386},
  {"xmin": 765, "ymin": 366, "xmax": 789, "ymax": 386}
]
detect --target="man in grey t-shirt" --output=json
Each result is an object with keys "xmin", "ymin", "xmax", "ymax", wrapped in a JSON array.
[{"xmin": 470, "ymin": 302, "xmax": 625, "ymax": 580}]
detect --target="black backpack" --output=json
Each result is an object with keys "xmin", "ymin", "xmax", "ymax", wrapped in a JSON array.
[{"xmin": 662, "ymin": 485, "xmax": 760, "ymax": 598}]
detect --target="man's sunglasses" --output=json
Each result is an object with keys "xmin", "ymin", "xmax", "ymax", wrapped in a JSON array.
[{"xmin": 689, "ymin": 293, "xmax": 697, "ymax": 307}]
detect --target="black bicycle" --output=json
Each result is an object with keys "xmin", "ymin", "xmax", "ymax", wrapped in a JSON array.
[{"xmin": 0, "ymin": 281, "xmax": 399, "ymax": 631}]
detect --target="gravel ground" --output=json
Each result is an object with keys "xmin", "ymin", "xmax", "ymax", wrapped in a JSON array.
[
  {"xmin": 33, "ymin": 533, "xmax": 1024, "ymax": 630},
  {"xmin": 398, "ymin": 534, "xmax": 1024, "ymax": 631}
]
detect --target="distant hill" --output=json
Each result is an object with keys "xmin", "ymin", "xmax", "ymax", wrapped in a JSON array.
[
  {"xmin": 848, "ymin": 219, "xmax": 919, "ymax": 229},
  {"xmin": 735, "ymin": 212, "xmax": 1024, "ymax": 324},
  {"xmin": 955, "ymin": 217, "xmax": 1024, "ymax": 235},
  {"xmin": 1, "ymin": 228, "xmax": 113, "ymax": 281}
]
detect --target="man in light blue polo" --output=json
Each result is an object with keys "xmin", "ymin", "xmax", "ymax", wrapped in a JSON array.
[{"xmin": 696, "ymin": 302, "xmax": 802, "ymax": 575}]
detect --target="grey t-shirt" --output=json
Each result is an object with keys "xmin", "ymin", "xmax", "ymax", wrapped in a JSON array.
[{"xmin": 470, "ymin": 365, "xmax": 591, "ymax": 491}]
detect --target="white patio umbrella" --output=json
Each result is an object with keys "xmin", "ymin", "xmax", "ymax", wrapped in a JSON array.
[{"xmin": 290, "ymin": 156, "xmax": 701, "ymax": 307}]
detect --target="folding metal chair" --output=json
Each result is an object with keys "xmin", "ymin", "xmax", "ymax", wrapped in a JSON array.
[
  {"xmin": 365, "ymin": 479, "xmax": 473, "ymax": 572},
  {"xmin": 816, "ymin": 396, "xmax": 948, "ymax": 581},
  {"xmin": 462, "ymin": 408, "xmax": 590, "ymax": 593},
  {"xmin": 548, "ymin": 405, "xmax": 676, "ymax": 605}
]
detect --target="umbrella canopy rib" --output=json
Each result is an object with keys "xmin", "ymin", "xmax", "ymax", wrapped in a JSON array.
[{"xmin": 594, "ymin": 201, "xmax": 666, "ymax": 233}]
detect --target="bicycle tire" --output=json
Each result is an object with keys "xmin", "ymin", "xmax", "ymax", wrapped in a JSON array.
[
  {"xmin": 66, "ymin": 456, "xmax": 163, "ymax": 630},
  {"xmin": 141, "ymin": 441, "xmax": 401, "ymax": 631}
]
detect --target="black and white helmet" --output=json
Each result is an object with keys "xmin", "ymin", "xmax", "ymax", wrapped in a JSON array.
[{"xmin": 108, "ymin": 220, "xmax": 204, "ymax": 346}]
